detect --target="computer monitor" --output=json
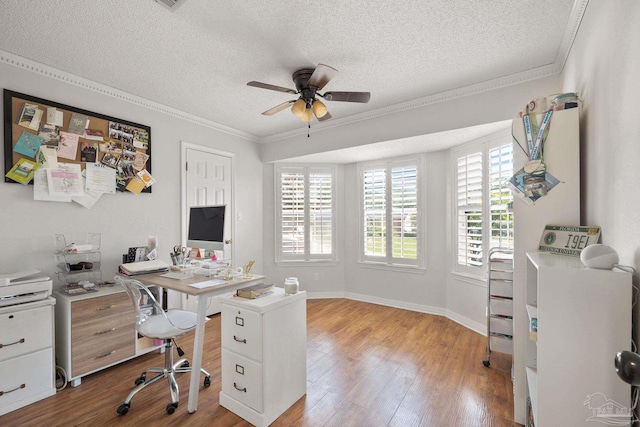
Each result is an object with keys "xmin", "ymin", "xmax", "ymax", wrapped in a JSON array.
[{"xmin": 187, "ymin": 205, "xmax": 226, "ymax": 253}]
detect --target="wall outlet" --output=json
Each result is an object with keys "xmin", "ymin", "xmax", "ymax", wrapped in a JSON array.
[{"xmin": 313, "ymin": 272, "xmax": 319, "ymax": 281}]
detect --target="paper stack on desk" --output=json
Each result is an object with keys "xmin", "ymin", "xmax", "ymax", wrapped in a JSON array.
[{"xmin": 119, "ymin": 260, "xmax": 169, "ymax": 276}]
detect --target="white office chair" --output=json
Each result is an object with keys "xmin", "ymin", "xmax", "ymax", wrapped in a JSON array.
[{"xmin": 114, "ymin": 276, "xmax": 211, "ymax": 415}]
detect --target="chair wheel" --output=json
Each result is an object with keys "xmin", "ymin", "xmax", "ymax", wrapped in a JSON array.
[
  {"xmin": 117, "ymin": 403, "xmax": 130, "ymax": 415},
  {"xmin": 166, "ymin": 402, "xmax": 179, "ymax": 414},
  {"xmin": 134, "ymin": 375, "xmax": 145, "ymax": 386},
  {"xmin": 204, "ymin": 376, "xmax": 211, "ymax": 387},
  {"xmin": 482, "ymin": 360, "xmax": 490, "ymax": 368},
  {"xmin": 182, "ymin": 361, "xmax": 190, "ymax": 368}
]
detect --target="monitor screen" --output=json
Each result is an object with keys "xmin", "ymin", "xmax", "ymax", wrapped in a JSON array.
[{"xmin": 187, "ymin": 205, "xmax": 226, "ymax": 252}]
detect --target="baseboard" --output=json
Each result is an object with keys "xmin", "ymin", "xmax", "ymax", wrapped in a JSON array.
[
  {"xmin": 343, "ymin": 292, "xmax": 445, "ymax": 316},
  {"xmin": 307, "ymin": 291, "xmax": 486, "ymax": 336},
  {"xmin": 445, "ymin": 309, "xmax": 486, "ymax": 336},
  {"xmin": 306, "ymin": 291, "xmax": 346, "ymax": 299}
]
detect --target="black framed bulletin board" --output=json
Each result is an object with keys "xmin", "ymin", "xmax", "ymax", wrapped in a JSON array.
[{"xmin": 3, "ymin": 89, "xmax": 152, "ymax": 193}]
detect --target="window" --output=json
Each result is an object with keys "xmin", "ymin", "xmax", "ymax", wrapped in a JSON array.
[
  {"xmin": 276, "ymin": 166, "xmax": 336, "ymax": 262},
  {"xmin": 359, "ymin": 157, "xmax": 423, "ymax": 268},
  {"xmin": 454, "ymin": 139, "xmax": 513, "ymax": 276}
]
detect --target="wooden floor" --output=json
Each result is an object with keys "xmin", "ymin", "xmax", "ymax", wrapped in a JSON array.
[{"xmin": 0, "ymin": 299, "xmax": 518, "ymax": 427}]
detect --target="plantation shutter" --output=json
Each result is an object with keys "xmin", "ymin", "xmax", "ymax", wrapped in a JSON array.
[
  {"xmin": 488, "ymin": 144, "xmax": 514, "ymax": 250},
  {"xmin": 363, "ymin": 167, "xmax": 386, "ymax": 257},
  {"xmin": 457, "ymin": 152, "xmax": 483, "ymax": 267},
  {"xmin": 309, "ymin": 170, "xmax": 333, "ymax": 255},
  {"xmin": 280, "ymin": 170, "xmax": 305, "ymax": 255},
  {"xmin": 391, "ymin": 165, "xmax": 418, "ymax": 260}
]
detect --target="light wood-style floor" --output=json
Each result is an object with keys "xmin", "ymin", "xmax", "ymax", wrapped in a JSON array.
[{"xmin": 0, "ymin": 298, "xmax": 517, "ymax": 426}]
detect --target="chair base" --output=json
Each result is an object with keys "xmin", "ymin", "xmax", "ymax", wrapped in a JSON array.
[{"xmin": 116, "ymin": 340, "xmax": 211, "ymax": 415}]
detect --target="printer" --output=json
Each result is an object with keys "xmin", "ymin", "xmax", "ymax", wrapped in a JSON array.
[{"xmin": 0, "ymin": 270, "xmax": 53, "ymax": 307}]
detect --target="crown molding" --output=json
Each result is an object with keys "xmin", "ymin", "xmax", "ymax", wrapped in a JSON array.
[
  {"xmin": 0, "ymin": 49, "xmax": 260, "ymax": 143},
  {"xmin": 556, "ymin": 0, "xmax": 589, "ymax": 69}
]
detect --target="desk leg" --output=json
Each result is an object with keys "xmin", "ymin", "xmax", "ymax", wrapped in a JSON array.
[{"xmin": 188, "ymin": 295, "xmax": 207, "ymax": 413}]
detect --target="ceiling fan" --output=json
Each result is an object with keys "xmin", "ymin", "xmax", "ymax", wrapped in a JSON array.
[{"xmin": 247, "ymin": 64, "xmax": 371, "ymax": 122}]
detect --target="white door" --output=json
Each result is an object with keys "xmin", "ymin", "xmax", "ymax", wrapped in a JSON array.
[
  {"xmin": 183, "ymin": 146, "xmax": 233, "ymax": 258},
  {"xmin": 174, "ymin": 142, "xmax": 234, "ymax": 315}
]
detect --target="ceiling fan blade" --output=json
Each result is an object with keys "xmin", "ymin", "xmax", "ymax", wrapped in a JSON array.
[
  {"xmin": 247, "ymin": 81, "xmax": 297, "ymax": 94},
  {"xmin": 317, "ymin": 111, "xmax": 332, "ymax": 122},
  {"xmin": 308, "ymin": 64, "xmax": 338, "ymax": 91},
  {"xmin": 322, "ymin": 91, "xmax": 371, "ymax": 103},
  {"xmin": 261, "ymin": 100, "xmax": 295, "ymax": 115}
]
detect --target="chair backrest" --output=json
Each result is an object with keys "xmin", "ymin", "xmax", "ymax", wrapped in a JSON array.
[{"xmin": 114, "ymin": 275, "xmax": 164, "ymax": 330}]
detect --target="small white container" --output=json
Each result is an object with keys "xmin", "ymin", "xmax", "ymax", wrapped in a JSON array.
[{"xmin": 284, "ymin": 277, "xmax": 299, "ymax": 295}]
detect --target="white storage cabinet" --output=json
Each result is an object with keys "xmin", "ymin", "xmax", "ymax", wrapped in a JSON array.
[
  {"xmin": 0, "ymin": 297, "xmax": 56, "ymax": 416},
  {"xmin": 55, "ymin": 286, "xmax": 163, "ymax": 387},
  {"xmin": 219, "ymin": 288, "xmax": 306, "ymax": 427},
  {"xmin": 512, "ymin": 106, "xmax": 581, "ymax": 423},
  {"xmin": 525, "ymin": 252, "xmax": 631, "ymax": 426}
]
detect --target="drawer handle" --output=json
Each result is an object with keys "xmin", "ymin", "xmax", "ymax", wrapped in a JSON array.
[
  {"xmin": 96, "ymin": 350, "xmax": 116, "ymax": 359},
  {"xmin": 95, "ymin": 327, "xmax": 116, "ymax": 335},
  {"xmin": 97, "ymin": 305, "xmax": 115, "ymax": 311},
  {"xmin": 0, "ymin": 338, "xmax": 25, "ymax": 349},
  {"xmin": 0, "ymin": 383, "xmax": 25, "ymax": 396},
  {"xmin": 233, "ymin": 382, "xmax": 247, "ymax": 393},
  {"xmin": 233, "ymin": 335, "xmax": 247, "ymax": 344}
]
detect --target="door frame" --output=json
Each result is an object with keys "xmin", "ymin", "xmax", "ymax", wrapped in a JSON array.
[{"xmin": 180, "ymin": 140, "xmax": 236, "ymax": 261}]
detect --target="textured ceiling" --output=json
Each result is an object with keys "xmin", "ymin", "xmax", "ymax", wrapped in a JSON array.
[{"xmin": 0, "ymin": 0, "xmax": 578, "ymax": 141}]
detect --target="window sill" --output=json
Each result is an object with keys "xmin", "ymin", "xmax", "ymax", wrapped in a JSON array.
[
  {"xmin": 275, "ymin": 260, "xmax": 340, "ymax": 268},
  {"xmin": 449, "ymin": 271, "xmax": 487, "ymax": 288},
  {"xmin": 357, "ymin": 261, "xmax": 426, "ymax": 274}
]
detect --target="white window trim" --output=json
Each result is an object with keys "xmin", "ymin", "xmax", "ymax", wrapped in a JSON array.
[
  {"xmin": 357, "ymin": 155, "xmax": 426, "ymax": 270},
  {"xmin": 451, "ymin": 129, "xmax": 512, "ymax": 279},
  {"xmin": 275, "ymin": 164, "xmax": 337, "ymax": 264}
]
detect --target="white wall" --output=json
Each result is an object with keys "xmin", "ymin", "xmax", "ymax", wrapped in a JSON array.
[
  {"xmin": 0, "ymin": 61, "xmax": 263, "ymax": 282},
  {"xmin": 261, "ymin": 163, "xmax": 346, "ymax": 294},
  {"xmin": 562, "ymin": 1, "xmax": 640, "ymax": 337},
  {"xmin": 341, "ymin": 153, "xmax": 447, "ymax": 312}
]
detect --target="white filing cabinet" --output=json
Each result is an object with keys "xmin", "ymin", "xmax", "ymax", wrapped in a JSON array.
[
  {"xmin": 219, "ymin": 288, "xmax": 306, "ymax": 427},
  {"xmin": 0, "ymin": 297, "xmax": 56, "ymax": 416}
]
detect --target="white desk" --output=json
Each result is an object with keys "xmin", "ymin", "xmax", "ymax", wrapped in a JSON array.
[{"xmin": 135, "ymin": 272, "xmax": 265, "ymax": 413}]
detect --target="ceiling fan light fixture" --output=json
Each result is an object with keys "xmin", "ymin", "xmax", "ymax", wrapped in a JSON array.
[
  {"xmin": 300, "ymin": 108, "xmax": 313, "ymax": 122},
  {"xmin": 312, "ymin": 99, "xmax": 328, "ymax": 118},
  {"xmin": 291, "ymin": 98, "xmax": 306, "ymax": 117}
]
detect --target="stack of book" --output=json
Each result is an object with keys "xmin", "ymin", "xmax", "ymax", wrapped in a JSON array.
[{"xmin": 236, "ymin": 283, "xmax": 274, "ymax": 299}]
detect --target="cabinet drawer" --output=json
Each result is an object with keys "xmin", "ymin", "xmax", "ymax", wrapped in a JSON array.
[
  {"xmin": 71, "ymin": 328, "xmax": 135, "ymax": 377},
  {"xmin": 489, "ymin": 280, "xmax": 513, "ymax": 298},
  {"xmin": 72, "ymin": 314, "xmax": 134, "ymax": 344},
  {"xmin": 490, "ymin": 316, "xmax": 513, "ymax": 336},
  {"xmin": 489, "ymin": 297, "xmax": 512, "ymax": 317},
  {"xmin": 0, "ymin": 348, "xmax": 53, "ymax": 409},
  {"xmin": 489, "ymin": 270, "xmax": 513, "ymax": 281},
  {"xmin": 221, "ymin": 349, "xmax": 263, "ymax": 412},
  {"xmin": 222, "ymin": 306, "xmax": 262, "ymax": 360},
  {"xmin": 0, "ymin": 306, "xmax": 52, "ymax": 363},
  {"xmin": 490, "ymin": 335, "xmax": 513, "ymax": 355},
  {"xmin": 71, "ymin": 292, "xmax": 131, "ymax": 325}
]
